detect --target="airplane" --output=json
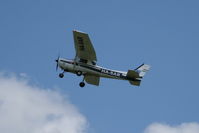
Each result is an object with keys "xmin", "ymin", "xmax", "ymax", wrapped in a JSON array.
[{"xmin": 55, "ymin": 30, "xmax": 150, "ymax": 87}]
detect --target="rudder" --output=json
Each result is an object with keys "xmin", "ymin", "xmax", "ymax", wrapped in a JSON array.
[{"xmin": 135, "ymin": 64, "xmax": 151, "ymax": 77}]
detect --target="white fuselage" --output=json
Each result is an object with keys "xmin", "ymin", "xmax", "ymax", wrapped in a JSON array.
[{"xmin": 58, "ymin": 58, "xmax": 127, "ymax": 80}]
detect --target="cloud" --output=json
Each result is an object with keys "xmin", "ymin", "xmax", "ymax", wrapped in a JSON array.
[
  {"xmin": 0, "ymin": 74, "xmax": 88, "ymax": 133},
  {"xmin": 144, "ymin": 122, "xmax": 199, "ymax": 133}
]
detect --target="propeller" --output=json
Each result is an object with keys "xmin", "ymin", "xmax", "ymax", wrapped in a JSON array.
[{"xmin": 55, "ymin": 55, "xmax": 60, "ymax": 71}]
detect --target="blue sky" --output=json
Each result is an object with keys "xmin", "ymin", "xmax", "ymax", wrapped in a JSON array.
[{"xmin": 0, "ymin": 0, "xmax": 199, "ymax": 133}]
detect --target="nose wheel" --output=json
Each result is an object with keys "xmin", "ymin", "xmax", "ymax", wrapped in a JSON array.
[{"xmin": 59, "ymin": 73, "xmax": 64, "ymax": 78}]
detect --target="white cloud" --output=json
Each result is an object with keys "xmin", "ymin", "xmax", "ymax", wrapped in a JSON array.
[
  {"xmin": 0, "ymin": 74, "xmax": 88, "ymax": 133},
  {"xmin": 144, "ymin": 122, "xmax": 199, "ymax": 133}
]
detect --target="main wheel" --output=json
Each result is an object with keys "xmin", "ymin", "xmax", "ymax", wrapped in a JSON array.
[
  {"xmin": 79, "ymin": 82, "xmax": 85, "ymax": 87},
  {"xmin": 76, "ymin": 71, "xmax": 82, "ymax": 76},
  {"xmin": 59, "ymin": 73, "xmax": 64, "ymax": 78}
]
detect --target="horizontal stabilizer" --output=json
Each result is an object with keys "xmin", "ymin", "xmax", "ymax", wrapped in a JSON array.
[
  {"xmin": 129, "ymin": 79, "xmax": 141, "ymax": 86},
  {"xmin": 127, "ymin": 70, "xmax": 140, "ymax": 79}
]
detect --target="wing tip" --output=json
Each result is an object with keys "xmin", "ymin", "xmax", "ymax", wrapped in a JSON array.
[{"xmin": 73, "ymin": 30, "xmax": 87, "ymax": 34}]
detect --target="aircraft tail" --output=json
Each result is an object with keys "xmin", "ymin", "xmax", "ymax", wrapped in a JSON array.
[
  {"xmin": 134, "ymin": 63, "xmax": 151, "ymax": 77},
  {"xmin": 129, "ymin": 79, "xmax": 141, "ymax": 86},
  {"xmin": 127, "ymin": 63, "xmax": 151, "ymax": 86}
]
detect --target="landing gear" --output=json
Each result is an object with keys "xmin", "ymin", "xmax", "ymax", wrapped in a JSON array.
[
  {"xmin": 76, "ymin": 71, "xmax": 82, "ymax": 76},
  {"xmin": 79, "ymin": 76, "xmax": 85, "ymax": 87},
  {"xmin": 59, "ymin": 73, "xmax": 64, "ymax": 78},
  {"xmin": 79, "ymin": 82, "xmax": 85, "ymax": 87}
]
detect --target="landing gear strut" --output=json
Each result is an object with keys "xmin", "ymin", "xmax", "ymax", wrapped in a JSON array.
[{"xmin": 59, "ymin": 73, "xmax": 64, "ymax": 78}]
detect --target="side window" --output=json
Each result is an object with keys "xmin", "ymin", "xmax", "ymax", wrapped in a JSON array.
[{"xmin": 92, "ymin": 61, "xmax": 96, "ymax": 65}]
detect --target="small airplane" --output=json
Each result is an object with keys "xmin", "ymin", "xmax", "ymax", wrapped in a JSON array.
[{"xmin": 55, "ymin": 30, "xmax": 150, "ymax": 87}]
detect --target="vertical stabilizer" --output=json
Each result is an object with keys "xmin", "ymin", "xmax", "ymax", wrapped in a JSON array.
[
  {"xmin": 135, "ymin": 64, "xmax": 151, "ymax": 77},
  {"xmin": 127, "ymin": 64, "xmax": 151, "ymax": 86}
]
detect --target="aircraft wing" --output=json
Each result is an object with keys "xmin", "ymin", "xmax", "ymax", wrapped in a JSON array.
[
  {"xmin": 73, "ymin": 30, "xmax": 97, "ymax": 62},
  {"xmin": 84, "ymin": 75, "xmax": 100, "ymax": 86}
]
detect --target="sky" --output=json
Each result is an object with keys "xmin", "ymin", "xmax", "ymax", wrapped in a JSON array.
[{"xmin": 0, "ymin": 0, "xmax": 199, "ymax": 133}]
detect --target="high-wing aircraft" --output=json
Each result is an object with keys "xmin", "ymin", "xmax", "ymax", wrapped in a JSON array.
[{"xmin": 55, "ymin": 30, "xmax": 150, "ymax": 87}]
